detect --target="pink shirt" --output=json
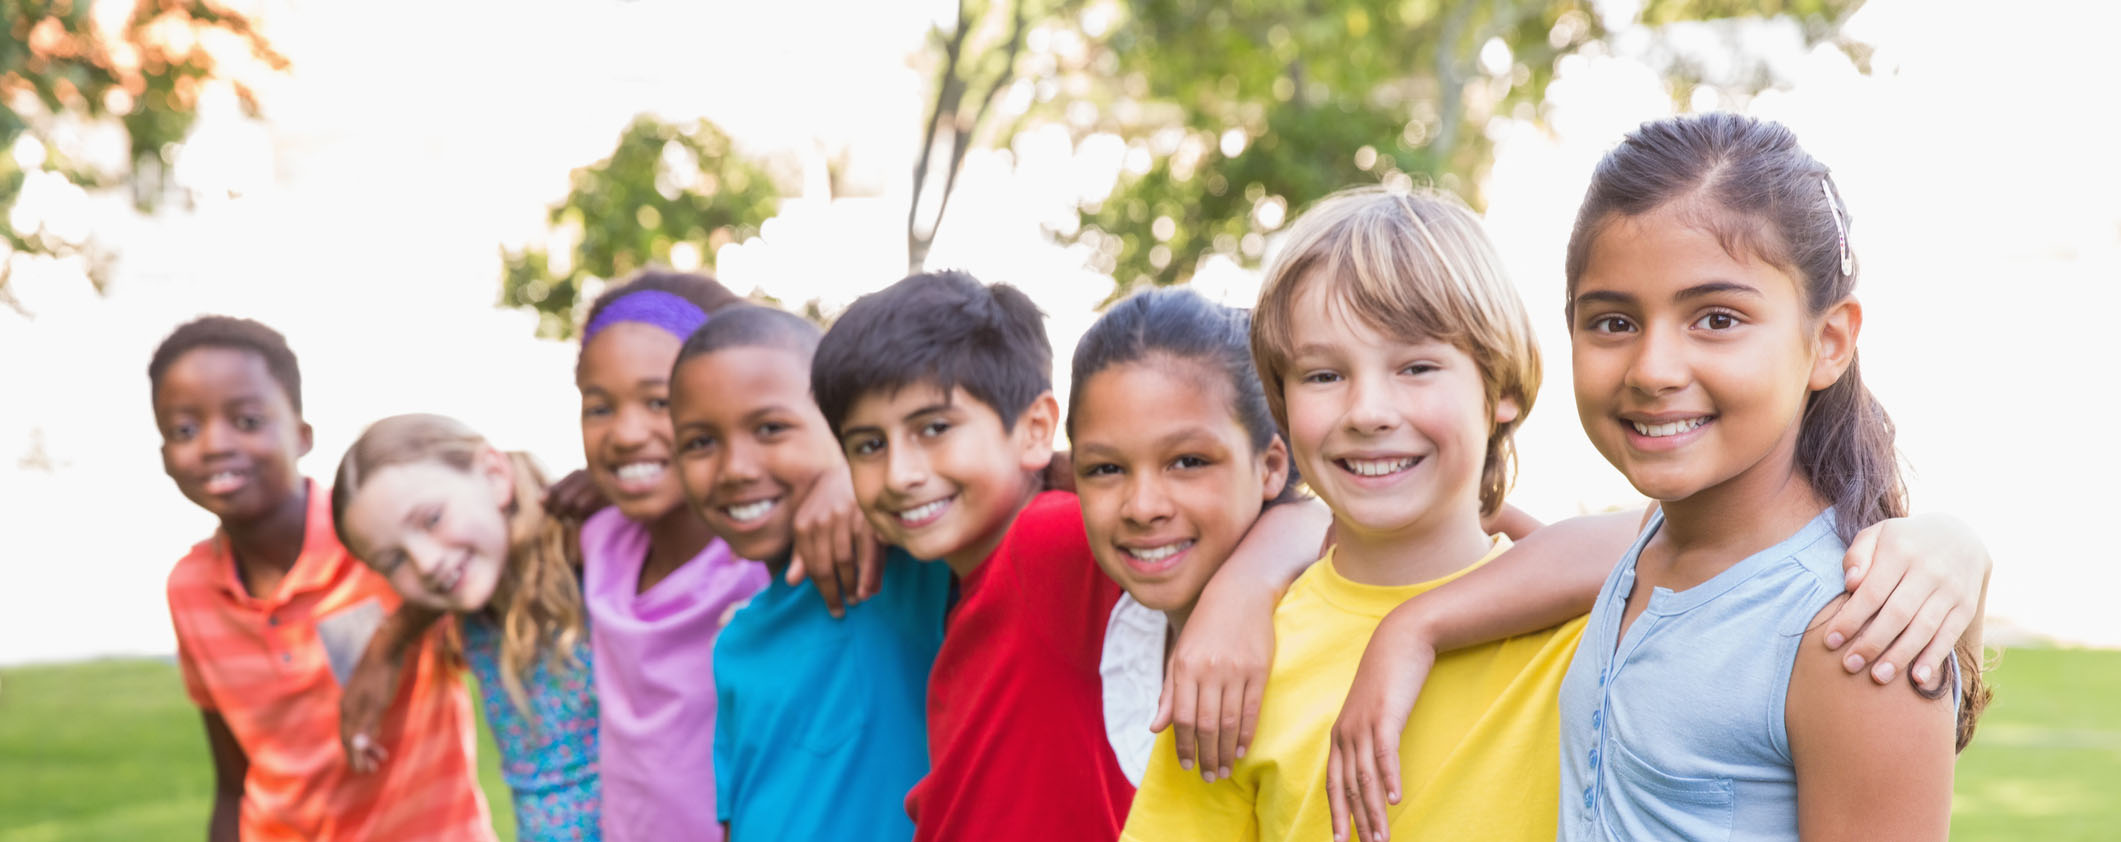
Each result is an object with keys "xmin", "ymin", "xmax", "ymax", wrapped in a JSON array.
[{"xmin": 580, "ymin": 507, "xmax": 768, "ymax": 842}]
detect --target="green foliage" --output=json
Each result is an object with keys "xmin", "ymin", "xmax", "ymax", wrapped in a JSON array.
[
  {"xmin": 1062, "ymin": 0, "xmax": 1861, "ymax": 290},
  {"xmin": 1, "ymin": 0, "xmax": 286, "ymax": 303},
  {"xmin": 500, "ymin": 115, "xmax": 781, "ymax": 339}
]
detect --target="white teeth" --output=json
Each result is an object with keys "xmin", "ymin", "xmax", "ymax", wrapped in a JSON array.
[
  {"xmin": 1631, "ymin": 417, "xmax": 1710, "ymax": 438},
  {"xmin": 723, "ymin": 499, "xmax": 778, "ymax": 523},
  {"xmin": 1124, "ymin": 540, "xmax": 1194, "ymax": 563},
  {"xmin": 615, "ymin": 462, "xmax": 665, "ymax": 483},
  {"xmin": 897, "ymin": 498, "xmax": 949, "ymax": 524},
  {"xmin": 1342, "ymin": 457, "xmax": 1415, "ymax": 477}
]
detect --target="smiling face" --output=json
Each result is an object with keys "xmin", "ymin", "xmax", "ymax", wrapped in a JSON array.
[
  {"xmin": 1570, "ymin": 202, "xmax": 1846, "ymax": 505},
  {"xmin": 578, "ymin": 322, "xmax": 688, "ymax": 523},
  {"xmin": 1071, "ymin": 357, "xmax": 1288, "ymax": 620},
  {"xmin": 339, "ymin": 456, "xmax": 513, "ymax": 612},
  {"xmin": 839, "ymin": 381, "xmax": 1054, "ymax": 573},
  {"xmin": 672, "ymin": 345, "xmax": 841, "ymax": 562},
  {"xmin": 154, "ymin": 347, "xmax": 313, "ymax": 524},
  {"xmin": 1281, "ymin": 276, "xmax": 1515, "ymax": 544}
]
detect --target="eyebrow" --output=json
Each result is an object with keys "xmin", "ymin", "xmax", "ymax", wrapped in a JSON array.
[
  {"xmin": 899, "ymin": 402, "xmax": 956, "ymax": 424},
  {"xmin": 1576, "ymin": 280, "xmax": 1763, "ymax": 308}
]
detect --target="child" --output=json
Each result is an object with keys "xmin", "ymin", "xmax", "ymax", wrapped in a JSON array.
[
  {"xmin": 1121, "ymin": 188, "xmax": 1586, "ymax": 842},
  {"xmin": 1550, "ymin": 114, "xmax": 1978, "ymax": 838},
  {"xmin": 151, "ymin": 316, "xmax": 492, "ymax": 842},
  {"xmin": 1326, "ymin": 115, "xmax": 1993, "ymax": 842},
  {"xmin": 810, "ymin": 271, "xmax": 1326, "ymax": 842},
  {"xmin": 332, "ymin": 413, "xmax": 600, "ymax": 841},
  {"xmin": 667, "ymin": 304, "xmax": 952, "ymax": 841},
  {"xmin": 569, "ymin": 270, "xmax": 768, "ymax": 842}
]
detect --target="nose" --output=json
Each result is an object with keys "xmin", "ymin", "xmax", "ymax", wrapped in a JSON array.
[
  {"xmin": 198, "ymin": 416, "xmax": 238, "ymax": 456},
  {"xmin": 1624, "ymin": 324, "xmax": 1689, "ymax": 397},
  {"xmin": 403, "ymin": 533, "xmax": 448, "ymax": 582},
  {"xmin": 1120, "ymin": 473, "xmax": 1175, "ymax": 526},
  {"xmin": 1342, "ymin": 372, "xmax": 1398, "ymax": 435},
  {"xmin": 885, "ymin": 439, "xmax": 929, "ymax": 494},
  {"xmin": 612, "ymin": 402, "xmax": 656, "ymax": 450},
  {"xmin": 718, "ymin": 437, "xmax": 764, "ymax": 487}
]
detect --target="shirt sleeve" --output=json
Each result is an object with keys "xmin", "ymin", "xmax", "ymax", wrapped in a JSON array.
[
  {"xmin": 1120, "ymin": 729, "xmax": 1259, "ymax": 842},
  {"xmin": 165, "ymin": 574, "xmax": 217, "ymax": 711},
  {"xmin": 1011, "ymin": 493, "xmax": 1123, "ymax": 669}
]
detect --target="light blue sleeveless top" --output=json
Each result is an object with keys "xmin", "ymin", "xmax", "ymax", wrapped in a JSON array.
[{"xmin": 1557, "ymin": 508, "xmax": 1846, "ymax": 841}]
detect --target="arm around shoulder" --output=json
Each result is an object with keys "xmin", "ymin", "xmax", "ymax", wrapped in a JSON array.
[{"xmin": 1789, "ymin": 600, "xmax": 1957, "ymax": 842}]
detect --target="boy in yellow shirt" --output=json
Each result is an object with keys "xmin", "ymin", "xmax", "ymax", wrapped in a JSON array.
[{"xmin": 1121, "ymin": 187, "xmax": 1585, "ymax": 841}]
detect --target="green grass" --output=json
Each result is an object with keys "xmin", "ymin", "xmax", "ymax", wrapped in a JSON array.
[{"xmin": 2, "ymin": 649, "xmax": 2116, "ymax": 840}]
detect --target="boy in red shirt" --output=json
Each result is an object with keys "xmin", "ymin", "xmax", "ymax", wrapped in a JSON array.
[
  {"xmin": 150, "ymin": 316, "xmax": 492, "ymax": 842},
  {"xmin": 812, "ymin": 272, "xmax": 1317, "ymax": 842}
]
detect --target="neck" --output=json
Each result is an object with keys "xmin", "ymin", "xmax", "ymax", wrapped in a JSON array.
[
  {"xmin": 223, "ymin": 483, "xmax": 310, "ymax": 578},
  {"xmin": 940, "ymin": 477, "xmax": 1042, "ymax": 579},
  {"xmin": 1328, "ymin": 501, "xmax": 1492, "ymax": 588},
  {"xmin": 642, "ymin": 503, "xmax": 716, "ymax": 580},
  {"xmin": 1652, "ymin": 428, "xmax": 1829, "ymax": 579}
]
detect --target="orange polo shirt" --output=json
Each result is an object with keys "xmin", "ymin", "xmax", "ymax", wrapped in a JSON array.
[{"xmin": 166, "ymin": 480, "xmax": 494, "ymax": 841}]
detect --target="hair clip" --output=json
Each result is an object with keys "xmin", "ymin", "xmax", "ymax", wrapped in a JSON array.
[{"xmin": 1821, "ymin": 177, "xmax": 1853, "ymax": 276}]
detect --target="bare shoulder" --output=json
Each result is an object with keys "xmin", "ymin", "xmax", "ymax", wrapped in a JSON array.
[{"xmin": 1787, "ymin": 599, "xmax": 1955, "ymax": 841}]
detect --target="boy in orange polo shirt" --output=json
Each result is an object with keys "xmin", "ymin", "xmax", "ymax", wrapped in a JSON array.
[{"xmin": 151, "ymin": 316, "xmax": 493, "ymax": 842}]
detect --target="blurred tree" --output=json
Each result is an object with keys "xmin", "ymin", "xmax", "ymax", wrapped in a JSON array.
[
  {"xmin": 499, "ymin": 115, "xmax": 782, "ymax": 339},
  {"xmin": 1, "ymin": 0, "xmax": 286, "ymax": 311},
  {"xmin": 1017, "ymin": 0, "xmax": 1863, "ymax": 293},
  {"xmin": 906, "ymin": 0, "xmax": 1049, "ymax": 273}
]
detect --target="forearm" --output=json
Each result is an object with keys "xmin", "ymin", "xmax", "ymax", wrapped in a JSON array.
[
  {"xmin": 1203, "ymin": 497, "xmax": 1332, "ymax": 606},
  {"xmin": 365, "ymin": 604, "xmax": 444, "ymax": 668},
  {"xmin": 208, "ymin": 792, "xmax": 240, "ymax": 842},
  {"xmin": 1402, "ymin": 509, "xmax": 1639, "ymax": 652}
]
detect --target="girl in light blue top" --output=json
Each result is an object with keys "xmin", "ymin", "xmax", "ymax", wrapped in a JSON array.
[{"xmin": 1553, "ymin": 112, "xmax": 1985, "ymax": 840}]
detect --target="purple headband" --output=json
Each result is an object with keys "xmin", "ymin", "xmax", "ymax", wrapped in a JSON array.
[{"xmin": 582, "ymin": 289, "xmax": 710, "ymax": 344}]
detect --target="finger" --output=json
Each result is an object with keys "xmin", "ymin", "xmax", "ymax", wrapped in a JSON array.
[
  {"xmin": 1171, "ymin": 676, "xmax": 1200, "ymax": 772},
  {"xmin": 1873, "ymin": 592, "xmax": 1951, "ymax": 685},
  {"xmin": 797, "ymin": 523, "xmax": 847, "ymax": 618},
  {"xmin": 1151, "ymin": 667, "xmax": 1174, "ymax": 733},
  {"xmin": 1909, "ymin": 604, "xmax": 1970, "ymax": 693},
  {"xmin": 1214, "ymin": 681, "xmax": 1243, "ymax": 781},
  {"xmin": 1328, "ymin": 736, "xmax": 1352, "ymax": 841},
  {"xmin": 1347, "ymin": 734, "xmax": 1375, "ymax": 842},
  {"xmin": 1237, "ymin": 676, "xmax": 1264, "ymax": 760},
  {"xmin": 832, "ymin": 517, "xmax": 860, "ymax": 608},
  {"xmin": 1375, "ymin": 723, "xmax": 1404, "ymax": 808},
  {"xmin": 1194, "ymin": 683, "xmax": 1224, "ymax": 780},
  {"xmin": 855, "ymin": 536, "xmax": 882, "ymax": 602},
  {"xmin": 1356, "ymin": 731, "xmax": 1391, "ymax": 840},
  {"xmin": 1844, "ymin": 566, "xmax": 1921, "ymax": 676},
  {"xmin": 1823, "ymin": 526, "xmax": 1888, "ymax": 650},
  {"xmin": 784, "ymin": 557, "xmax": 805, "ymax": 586}
]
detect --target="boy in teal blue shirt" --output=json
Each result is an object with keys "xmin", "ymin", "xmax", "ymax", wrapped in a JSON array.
[{"xmin": 668, "ymin": 305, "xmax": 950, "ymax": 841}]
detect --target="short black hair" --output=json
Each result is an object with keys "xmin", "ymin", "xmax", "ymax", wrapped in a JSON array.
[
  {"xmin": 148, "ymin": 316, "xmax": 303, "ymax": 414},
  {"xmin": 673, "ymin": 305, "xmax": 821, "ymax": 375},
  {"xmin": 812, "ymin": 270, "xmax": 1051, "ymax": 434},
  {"xmin": 581, "ymin": 268, "xmax": 744, "ymax": 341}
]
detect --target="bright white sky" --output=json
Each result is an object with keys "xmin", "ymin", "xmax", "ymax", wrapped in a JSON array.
[{"xmin": 2, "ymin": 0, "xmax": 2114, "ymax": 663}]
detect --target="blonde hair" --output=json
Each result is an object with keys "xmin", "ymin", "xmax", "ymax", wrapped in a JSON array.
[
  {"xmin": 332, "ymin": 413, "xmax": 586, "ymax": 715},
  {"xmin": 1250, "ymin": 187, "xmax": 1540, "ymax": 515}
]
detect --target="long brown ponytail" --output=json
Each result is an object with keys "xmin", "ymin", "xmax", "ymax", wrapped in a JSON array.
[{"xmin": 1563, "ymin": 113, "xmax": 1986, "ymax": 750}]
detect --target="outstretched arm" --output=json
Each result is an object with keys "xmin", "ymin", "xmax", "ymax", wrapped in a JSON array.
[
  {"xmin": 201, "ymin": 711, "xmax": 247, "ymax": 842},
  {"xmin": 1159, "ymin": 497, "xmax": 1331, "ymax": 781},
  {"xmin": 340, "ymin": 604, "xmax": 443, "ymax": 771}
]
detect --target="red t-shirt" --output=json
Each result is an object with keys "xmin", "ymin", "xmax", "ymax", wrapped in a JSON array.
[{"xmin": 907, "ymin": 490, "xmax": 1134, "ymax": 841}]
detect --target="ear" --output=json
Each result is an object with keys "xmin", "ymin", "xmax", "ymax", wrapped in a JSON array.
[
  {"xmin": 1493, "ymin": 395, "xmax": 1522, "ymax": 427},
  {"xmin": 1257, "ymin": 435, "xmax": 1292, "ymax": 503},
  {"xmin": 1014, "ymin": 391, "xmax": 1060, "ymax": 474},
  {"xmin": 1808, "ymin": 296, "xmax": 1863, "ymax": 391},
  {"xmin": 480, "ymin": 446, "xmax": 518, "ymax": 509},
  {"xmin": 296, "ymin": 420, "xmax": 315, "ymax": 459}
]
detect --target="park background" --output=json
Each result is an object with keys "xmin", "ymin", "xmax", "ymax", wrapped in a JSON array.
[{"xmin": 3, "ymin": 0, "xmax": 2116, "ymax": 839}]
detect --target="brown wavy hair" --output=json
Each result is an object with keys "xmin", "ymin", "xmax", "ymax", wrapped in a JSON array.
[
  {"xmin": 332, "ymin": 413, "xmax": 586, "ymax": 715},
  {"xmin": 1564, "ymin": 113, "xmax": 1987, "ymax": 750}
]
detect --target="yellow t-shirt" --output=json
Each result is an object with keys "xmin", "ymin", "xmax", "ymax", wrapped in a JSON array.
[{"xmin": 1121, "ymin": 537, "xmax": 1588, "ymax": 841}]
